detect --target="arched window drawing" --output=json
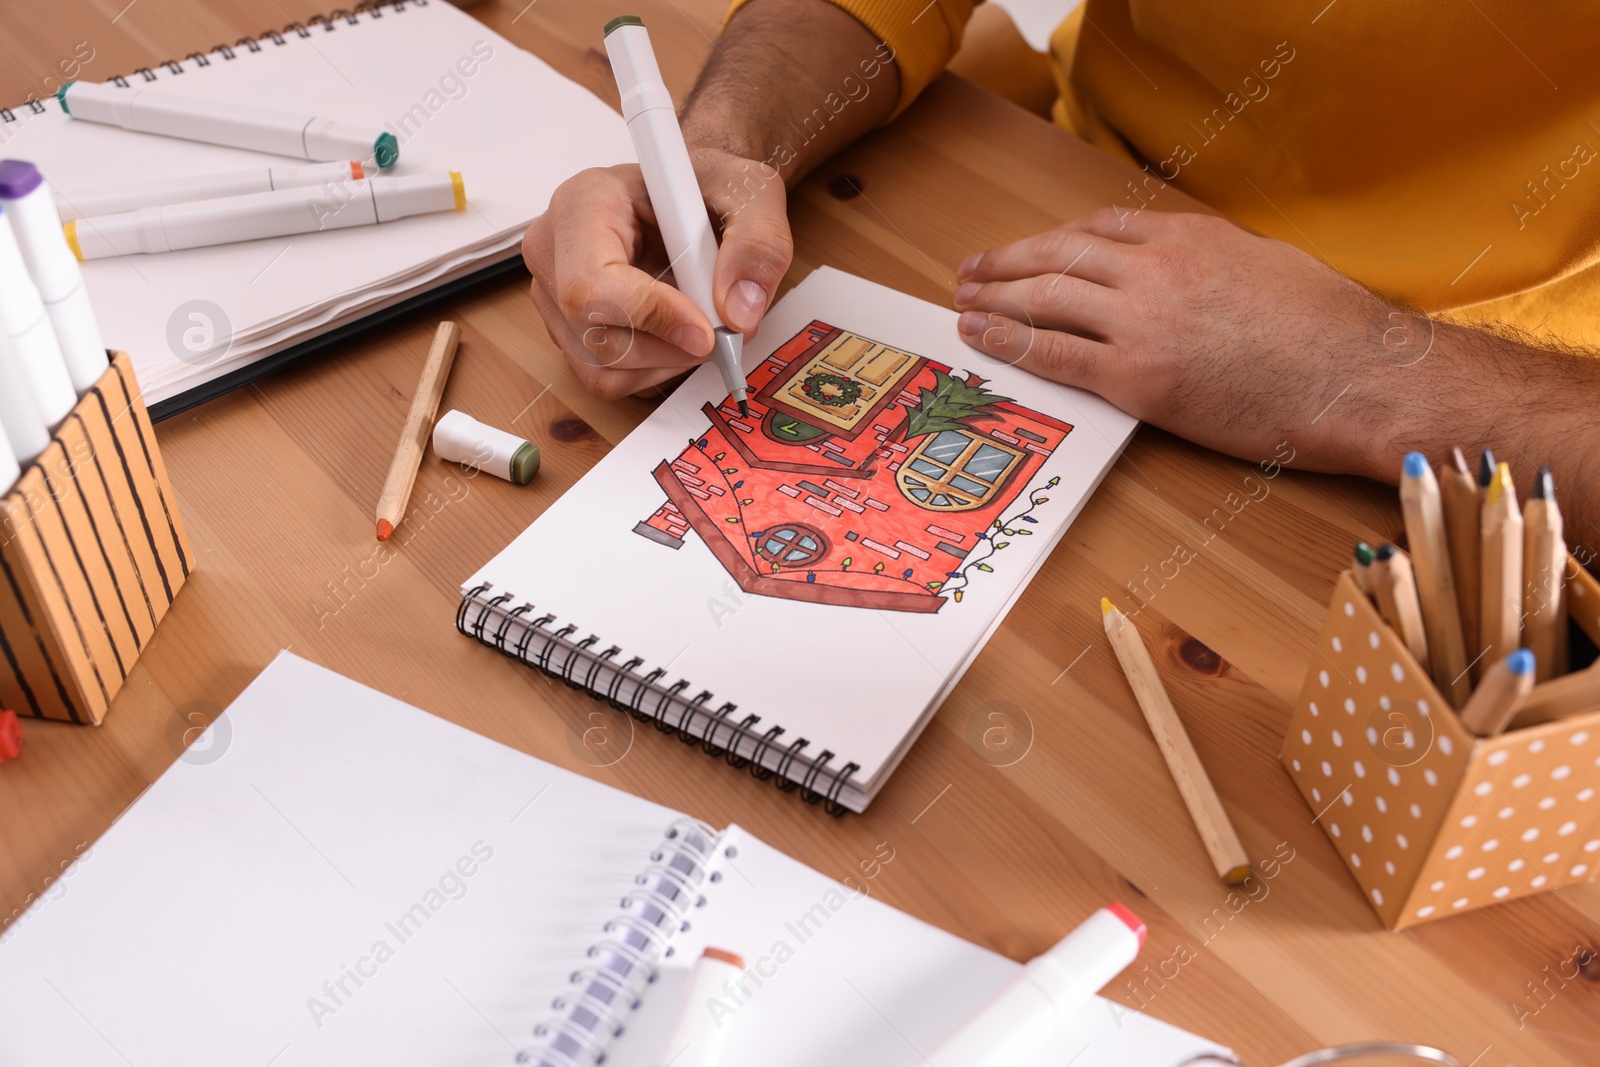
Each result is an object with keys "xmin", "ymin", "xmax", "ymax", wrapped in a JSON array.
[
  {"xmin": 896, "ymin": 430, "xmax": 1023, "ymax": 511},
  {"xmin": 754, "ymin": 523, "xmax": 828, "ymax": 567}
]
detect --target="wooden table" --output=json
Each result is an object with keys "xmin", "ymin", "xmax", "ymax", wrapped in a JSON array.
[{"xmin": 3, "ymin": 2, "xmax": 1596, "ymax": 1064}]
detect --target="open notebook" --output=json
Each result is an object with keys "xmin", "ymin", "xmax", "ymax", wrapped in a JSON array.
[
  {"xmin": 0, "ymin": 653, "xmax": 1225, "ymax": 1066},
  {"xmin": 0, "ymin": 0, "xmax": 631, "ymax": 415},
  {"xmin": 458, "ymin": 268, "xmax": 1139, "ymax": 812}
]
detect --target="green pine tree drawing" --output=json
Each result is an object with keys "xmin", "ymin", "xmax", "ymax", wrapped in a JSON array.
[{"xmin": 902, "ymin": 370, "xmax": 1013, "ymax": 440}]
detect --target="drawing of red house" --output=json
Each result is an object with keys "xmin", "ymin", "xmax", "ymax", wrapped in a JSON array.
[{"xmin": 634, "ymin": 321, "xmax": 1073, "ymax": 613}]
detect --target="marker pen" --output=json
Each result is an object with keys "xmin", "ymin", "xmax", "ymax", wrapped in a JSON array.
[
  {"xmin": 0, "ymin": 209, "xmax": 75, "ymax": 423},
  {"xmin": 59, "ymin": 82, "xmax": 399, "ymax": 168},
  {"xmin": 0, "ymin": 332, "xmax": 51, "ymax": 463},
  {"xmin": 603, "ymin": 16, "xmax": 749, "ymax": 415},
  {"xmin": 0, "ymin": 410, "xmax": 21, "ymax": 490},
  {"xmin": 653, "ymin": 947, "xmax": 745, "ymax": 1067},
  {"xmin": 65, "ymin": 172, "xmax": 465, "ymax": 259},
  {"xmin": 431, "ymin": 410, "xmax": 541, "ymax": 484},
  {"xmin": 920, "ymin": 904, "xmax": 1146, "ymax": 1066},
  {"xmin": 0, "ymin": 161, "xmax": 108, "ymax": 392},
  {"xmin": 55, "ymin": 160, "xmax": 365, "ymax": 221}
]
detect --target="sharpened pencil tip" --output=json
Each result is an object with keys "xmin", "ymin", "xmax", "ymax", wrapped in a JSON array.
[
  {"xmin": 1532, "ymin": 465, "xmax": 1555, "ymax": 501},
  {"xmin": 376, "ymin": 519, "xmax": 393, "ymax": 542},
  {"xmin": 1507, "ymin": 649, "xmax": 1536, "ymax": 676},
  {"xmin": 1477, "ymin": 448, "xmax": 1496, "ymax": 487},
  {"xmin": 1403, "ymin": 451, "xmax": 1427, "ymax": 479},
  {"xmin": 1449, "ymin": 447, "xmax": 1470, "ymax": 476},
  {"xmin": 1101, "ymin": 597, "xmax": 1120, "ymax": 616},
  {"xmin": 1375, "ymin": 543, "xmax": 1397, "ymax": 562},
  {"xmin": 1354, "ymin": 542, "xmax": 1375, "ymax": 565},
  {"xmin": 1487, "ymin": 461, "xmax": 1514, "ymax": 504},
  {"xmin": 1224, "ymin": 865, "xmax": 1254, "ymax": 887}
]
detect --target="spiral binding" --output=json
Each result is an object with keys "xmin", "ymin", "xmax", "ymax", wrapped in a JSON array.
[
  {"xmin": 0, "ymin": 1, "xmax": 428, "ymax": 128},
  {"xmin": 458, "ymin": 584, "xmax": 862, "ymax": 815},
  {"xmin": 522, "ymin": 818, "xmax": 725, "ymax": 1067}
]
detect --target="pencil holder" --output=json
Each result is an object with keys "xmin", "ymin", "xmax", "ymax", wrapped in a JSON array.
[
  {"xmin": 1281, "ymin": 563, "xmax": 1600, "ymax": 928},
  {"xmin": 0, "ymin": 353, "xmax": 193, "ymax": 725}
]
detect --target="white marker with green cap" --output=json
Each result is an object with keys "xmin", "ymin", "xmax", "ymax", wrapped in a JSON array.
[
  {"xmin": 0, "ymin": 208, "xmax": 75, "ymax": 424},
  {"xmin": 58, "ymin": 81, "xmax": 399, "ymax": 169},
  {"xmin": 55, "ymin": 160, "xmax": 365, "ymax": 221},
  {"xmin": 64, "ymin": 171, "xmax": 465, "ymax": 259},
  {"xmin": 603, "ymin": 14, "xmax": 749, "ymax": 415},
  {"xmin": 0, "ymin": 160, "xmax": 108, "ymax": 393}
]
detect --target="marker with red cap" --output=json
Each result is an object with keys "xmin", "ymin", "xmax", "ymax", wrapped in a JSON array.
[{"xmin": 922, "ymin": 904, "xmax": 1146, "ymax": 1066}]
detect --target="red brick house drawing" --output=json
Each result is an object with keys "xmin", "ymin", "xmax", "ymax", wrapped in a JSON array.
[{"xmin": 634, "ymin": 321, "xmax": 1073, "ymax": 613}]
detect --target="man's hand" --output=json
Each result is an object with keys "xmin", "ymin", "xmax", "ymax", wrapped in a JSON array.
[
  {"xmin": 952, "ymin": 208, "xmax": 1433, "ymax": 477},
  {"xmin": 522, "ymin": 148, "xmax": 791, "ymax": 399}
]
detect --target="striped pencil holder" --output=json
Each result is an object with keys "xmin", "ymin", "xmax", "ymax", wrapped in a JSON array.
[
  {"xmin": 1281, "ymin": 562, "xmax": 1600, "ymax": 928},
  {"xmin": 0, "ymin": 353, "xmax": 193, "ymax": 724}
]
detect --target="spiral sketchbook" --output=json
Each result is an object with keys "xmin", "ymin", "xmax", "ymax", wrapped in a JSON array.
[
  {"xmin": 458, "ymin": 267, "xmax": 1139, "ymax": 813},
  {"xmin": 0, "ymin": 652, "xmax": 1224, "ymax": 1066},
  {"xmin": 0, "ymin": 0, "xmax": 631, "ymax": 416}
]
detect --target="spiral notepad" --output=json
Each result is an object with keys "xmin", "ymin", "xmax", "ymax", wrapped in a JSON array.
[
  {"xmin": 458, "ymin": 268, "xmax": 1140, "ymax": 813},
  {"xmin": 0, "ymin": 0, "xmax": 630, "ymax": 414},
  {"xmin": 0, "ymin": 653, "xmax": 1225, "ymax": 1066}
]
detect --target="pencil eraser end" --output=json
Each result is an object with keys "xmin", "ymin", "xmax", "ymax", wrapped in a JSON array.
[
  {"xmin": 1507, "ymin": 649, "xmax": 1536, "ymax": 676},
  {"xmin": 373, "ymin": 132, "xmax": 399, "ymax": 169},
  {"xmin": 1224, "ymin": 865, "xmax": 1254, "ymax": 887},
  {"xmin": 0, "ymin": 710, "xmax": 22, "ymax": 762},
  {"xmin": 376, "ymin": 519, "xmax": 393, "ymax": 542},
  {"xmin": 56, "ymin": 83, "xmax": 74, "ymax": 114},
  {"xmin": 1403, "ymin": 451, "xmax": 1426, "ymax": 478},
  {"xmin": 1105, "ymin": 902, "xmax": 1146, "ymax": 946}
]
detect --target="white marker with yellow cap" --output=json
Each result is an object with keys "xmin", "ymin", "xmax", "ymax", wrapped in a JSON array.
[
  {"xmin": 55, "ymin": 160, "xmax": 365, "ymax": 221},
  {"xmin": 65, "ymin": 172, "xmax": 465, "ymax": 259}
]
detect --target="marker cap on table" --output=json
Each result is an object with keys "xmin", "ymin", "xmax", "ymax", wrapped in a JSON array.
[
  {"xmin": 0, "ymin": 208, "xmax": 74, "ymax": 422},
  {"xmin": 65, "ymin": 172, "xmax": 464, "ymax": 259},
  {"xmin": 432, "ymin": 410, "xmax": 540, "ymax": 484},
  {"xmin": 55, "ymin": 159, "xmax": 364, "ymax": 221},
  {"xmin": 59, "ymin": 81, "xmax": 400, "ymax": 168},
  {"xmin": 921, "ymin": 904, "xmax": 1145, "ymax": 1067},
  {"xmin": 0, "ymin": 160, "xmax": 108, "ymax": 392}
]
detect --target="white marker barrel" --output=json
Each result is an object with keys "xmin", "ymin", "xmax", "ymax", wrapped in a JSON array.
[
  {"xmin": 55, "ymin": 160, "xmax": 362, "ymax": 221},
  {"xmin": 921, "ymin": 905, "xmax": 1146, "ymax": 1067},
  {"xmin": 0, "ymin": 410, "xmax": 19, "ymax": 490},
  {"xmin": 59, "ymin": 82, "xmax": 398, "ymax": 168},
  {"xmin": 66, "ymin": 172, "xmax": 464, "ymax": 259},
  {"xmin": 0, "ymin": 332, "xmax": 51, "ymax": 462},
  {"xmin": 0, "ymin": 160, "xmax": 108, "ymax": 392},
  {"xmin": 653, "ymin": 948, "xmax": 745, "ymax": 1067},
  {"xmin": 432, "ymin": 410, "xmax": 540, "ymax": 484},
  {"xmin": 0, "ymin": 211, "xmax": 74, "ymax": 422}
]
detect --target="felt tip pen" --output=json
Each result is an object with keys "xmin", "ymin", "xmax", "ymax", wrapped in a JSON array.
[
  {"xmin": 0, "ymin": 333, "xmax": 52, "ymax": 463},
  {"xmin": 58, "ymin": 81, "xmax": 399, "ymax": 169},
  {"xmin": 54, "ymin": 160, "xmax": 366, "ymax": 221},
  {"xmin": 0, "ymin": 160, "xmax": 108, "ymax": 393},
  {"xmin": 920, "ymin": 904, "xmax": 1146, "ymax": 1066},
  {"xmin": 0, "ymin": 209, "xmax": 75, "ymax": 423},
  {"xmin": 64, "ymin": 172, "xmax": 465, "ymax": 259},
  {"xmin": 603, "ymin": 15, "xmax": 749, "ymax": 415}
]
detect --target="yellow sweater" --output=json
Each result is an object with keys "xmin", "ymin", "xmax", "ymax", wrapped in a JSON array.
[{"xmin": 729, "ymin": 0, "xmax": 1600, "ymax": 345}]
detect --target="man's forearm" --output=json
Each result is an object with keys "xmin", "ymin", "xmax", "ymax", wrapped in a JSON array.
[{"xmin": 681, "ymin": 0, "xmax": 898, "ymax": 184}]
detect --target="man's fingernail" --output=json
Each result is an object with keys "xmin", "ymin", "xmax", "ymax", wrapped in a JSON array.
[
  {"xmin": 957, "ymin": 253, "xmax": 981, "ymax": 278},
  {"xmin": 953, "ymin": 282, "xmax": 979, "ymax": 306},
  {"xmin": 957, "ymin": 311, "xmax": 986, "ymax": 336},
  {"xmin": 725, "ymin": 280, "xmax": 768, "ymax": 332},
  {"xmin": 667, "ymin": 324, "xmax": 709, "ymax": 354}
]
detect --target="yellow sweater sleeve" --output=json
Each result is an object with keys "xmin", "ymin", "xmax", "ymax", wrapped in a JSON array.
[{"xmin": 725, "ymin": 0, "xmax": 978, "ymax": 118}]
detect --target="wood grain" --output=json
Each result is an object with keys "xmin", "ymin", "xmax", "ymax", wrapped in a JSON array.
[{"xmin": 1, "ymin": 3, "xmax": 1596, "ymax": 1065}]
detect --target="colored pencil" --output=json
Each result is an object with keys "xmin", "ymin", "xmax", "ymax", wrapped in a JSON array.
[
  {"xmin": 1352, "ymin": 542, "xmax": 1375, "ymax": 596},
  {"xmin": 376, "ymin": 320, "xmax": 461, "ymax": 542},
  {"xmin": 1371, "ymin": 544, "xmax": 1431, "ymax": 670},
  {"xmin": 1479, "ymin": 462, "xmax": 1523, "ymax": 673},
  {"xmin": 1101, "ymin": 598, "xmax": 1251, "ymax": 886},
  {"xmin": 1458, "ymin": 649, "xmax": 1536, "ymax": 736},
  {"xmin": 1399, "ymin": 453, "xmax": 1470, "ymax": 707},
  {"xmin": 1439, "ymin": 449, "xmax": 1483, "ymax": 681},
  {"xmin": 1509, "ymin": 661, "xmax": 1600, "ymax": 728},
  {"xmin": 1522, "ymin": 467, "xmax": 1566, "ymax": 682}
]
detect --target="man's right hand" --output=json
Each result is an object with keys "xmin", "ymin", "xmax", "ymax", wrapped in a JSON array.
[{"xmin": 522, "ymin": 149, "xmax": 793, "ymax": 400}]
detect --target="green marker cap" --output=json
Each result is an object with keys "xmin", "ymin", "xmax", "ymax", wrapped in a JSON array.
[
  {"xmin": 604, "ymin": 14, "xmax": 644, "ymax": 35},
  {"xmin": 57, "ymin": 82, "xmax": 74, "ymax": 115},
  {"xmin": 509, "ymin": 442, "xmax": 541, "ymax": 485},
  {"xmin": 373, "ymin": 132, "xmax": 399, "ymax": 169}
]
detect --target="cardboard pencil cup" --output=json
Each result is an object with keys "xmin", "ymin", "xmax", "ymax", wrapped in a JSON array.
[
  {"xmin": 0, "ymin": 353, "xmax": 193, "ymax": 725},
  {"xmin": 1281, "ymin": 566, "xmax": 1600, "ymax": 929}
]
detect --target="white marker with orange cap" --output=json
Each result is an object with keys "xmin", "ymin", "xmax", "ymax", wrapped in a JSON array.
[
  {"xmin": 920, "ymin": 904, "xmax": 1147, "ymax": 1066},
  {"xmin": 64, "ymin": 171, "xmax": 465, "ymax": 259},
  {"xmin": 654, "ymin": 946, "xmax": 745, "ymax": 1067}
]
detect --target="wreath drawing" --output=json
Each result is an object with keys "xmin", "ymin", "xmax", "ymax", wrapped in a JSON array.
[{"xmin": 800, "ymin": 372, "xmax": 862, "ymax": 407}]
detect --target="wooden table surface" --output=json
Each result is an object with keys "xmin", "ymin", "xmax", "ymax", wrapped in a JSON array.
[{"xmin": 3, "ymin": 2, "xmax": 1597, "ymax": 1065}]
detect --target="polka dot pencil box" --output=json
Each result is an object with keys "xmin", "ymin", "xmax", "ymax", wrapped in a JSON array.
[{"xmin": 1281, "ymin": 566, "xmax": 1600, "ymax": 929}]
